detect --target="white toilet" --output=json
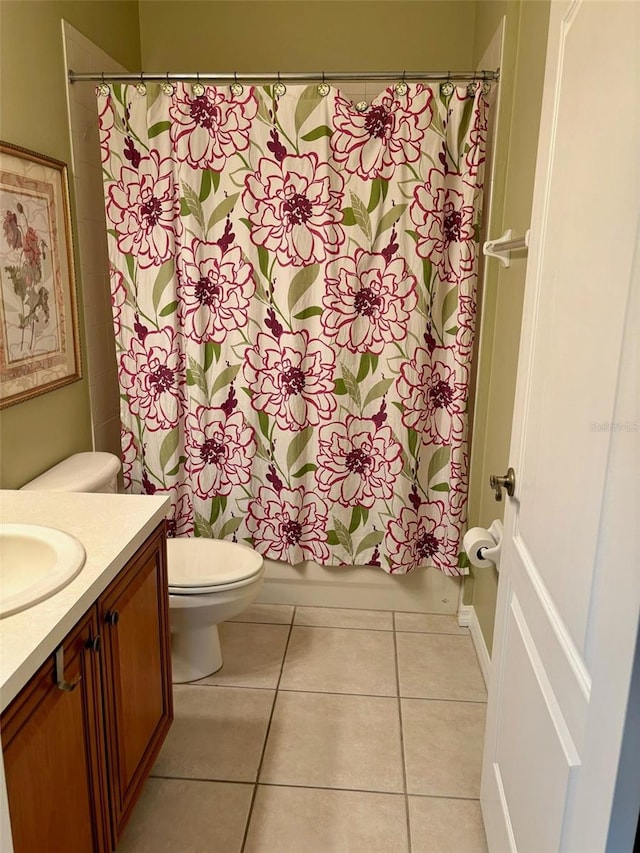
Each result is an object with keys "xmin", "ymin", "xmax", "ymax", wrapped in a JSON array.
[{"xmin": 21, "ymin": 452, "xmax": 265, "ymax": 683}]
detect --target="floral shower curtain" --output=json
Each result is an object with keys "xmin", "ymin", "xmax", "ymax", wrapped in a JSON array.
[{"xmin": 98, "ymin": 80, "xmax": 490, "ymax": 575}]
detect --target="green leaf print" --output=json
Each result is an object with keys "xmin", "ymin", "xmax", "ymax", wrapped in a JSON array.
[
  {"xmin": 207, "ymin": 193, "xmax": 240, "ymax": 232},
  {"xmin": 182, "ymin": 181, "xmax": 205, "ymax": 231},
  {"xmin": 194, "ymin": 511, "xmax": 213, "ymax": 538},
  {"xmin": 301, "ymin": 125, "xmax": 332, "ymax": 141},
  {"xmin": 340, "ymin": 364, "xmax": 361, "ymax": 408},
  {"xmin": 292, "ymin": 463, "xmax": 317, "ymax": 478},
  {"xmin": 159, "ymin": 428, "xmax": 180, "ymax": 471},
  {"xmin": 286, "ymin": 425, "xmax": 313, "ymax": 471},
  {"xmin": 218, "ymin": 516, "xmax": 242, "ymax": 539},
  {"xmin": 148, "ymin": 120, "xmax": 171, "ymax": 138},
  {"xmin": 333, "ymin": 518, "xmax": 354, "ymax": 558},
  {"xmin": 432, "ymin": 483, "xmax": 450, "ymax": 492},
  {"xmin": 293, "ymin": 306, "xmax": 323, "ymax": 320},
  {"xmin": 203, "ymin": 342, "xmax": 220, "ymax": 371},
  {"xmin": 350, "ymin": 192, "xmax": 372, "ymax": 244},
  {"xmin": 186, "ymin": 355, "xmax": 209, "ymax": 398},
  {"xmin": 441, "ymin": 286, "xmax": 458, "ymax": 328},
  {"xmin": 363, "ymin": 378, "xmax": 394, "ymax": 410},
  {"xmin": 355, "ymin": 530, "xmax": 384, "ymax": 558},
  {"xmin": 294, "ymin": 85, "xmax": 324, "ymax": 134},
  {"xmin": 257, "ymin": 410, "xmax": 270, "ymax": 441},
  {"xmin": 287, "ymin": 264, "xmax": 320, "ymax": 312},
  {"xmin": 210, "ymin": 364, "xmax": 240, "ymax": 397},
  {"xmin": 152, "ymin": 259, "xmax": 175, "ymax": 313},
  {"xmin": 341, "ymin": 208, "xmax": 356, "ymax": 226},
  {"xmin": 457, "ymin": 97, "xmax": 475, "ymax": 160},
  {"xmin": 257, "ymin": 245, "xmax": 270, "ymax": 281},
  {"xmin": 209, "ymin": 496, "xmax": 227, "ymax": 525},
  {"xmin": 159, "ymin": 300, "xmax": 178, "ymax": 317},
  {"xmin": 428, "ymin": 446, "xmax": 451, "ymax": 485},
  {"xmin": 374, "ymin": 204, "xmax": 407, "ymax": 242}
]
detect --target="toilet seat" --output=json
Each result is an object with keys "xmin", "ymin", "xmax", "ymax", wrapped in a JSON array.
[{"xmin": 166, "ymin": 537, "xmax": 263, "ymax": 595}]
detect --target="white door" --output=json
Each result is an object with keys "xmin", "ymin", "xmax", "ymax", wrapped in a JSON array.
[{"xmin": 481, "ymin": 1, "xmax": 639, "ymax": 851}]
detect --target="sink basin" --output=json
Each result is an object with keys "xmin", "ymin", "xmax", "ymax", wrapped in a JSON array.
[{"xmin": 0, "ymin": 524, "xmax": 86, "ymax": 618}]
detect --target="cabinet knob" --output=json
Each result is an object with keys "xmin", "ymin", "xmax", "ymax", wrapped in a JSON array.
[
  {"xmin": 105, "ymin": 610, "xmax": 120, "ymax": 626},
  {"xmin": 86, "ymin": 635, "xmax": 102, "ymax": 653}
]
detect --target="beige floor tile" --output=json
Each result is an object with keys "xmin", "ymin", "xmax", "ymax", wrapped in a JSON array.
[
  {"xmin": 260, "ymin": 691, "xmax": 403, "ymax": 792},
  {"xmin": 396, "ymin": 632, "xmax": 487, "ymax": 701},
  {"xmin": 402, "ymin": 699, "xmax": 485, "ymax": 798},
  {"xmin": 198, "ymin": 622, "xmax": 289, "ymax": 689},
  {"xmin": 279, "ymin": 626, "xmax": 397, "ymax": 696},
  {"xmin": 409, "ymin": 796, "xmax": 488, "ymax": 853},
  {"xmin": 295, "ymin": 606, "xmax": 393, "ymax": 631},
  {"xmin": 394, "ymin": 612, "xmax": 469, "ymax": 635},
  {"xmin": 244, "ymin": 785, "xmax": 409, "ymax": 853},
  {"xmin": 116, "ymin": 778, "xmax": 252, "ymax": 853},
  {"xmin": 152, "ymin": 685, "xmax": 274, "ymax": 782},
  {"xmin": 227, "ymin": 603, "xmax": 294, "ymax": 624}
]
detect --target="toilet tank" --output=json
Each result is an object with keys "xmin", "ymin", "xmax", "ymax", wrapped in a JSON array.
[{"xmin": 20, "ymin": 452, "xmax": 121, "ymax": 493}]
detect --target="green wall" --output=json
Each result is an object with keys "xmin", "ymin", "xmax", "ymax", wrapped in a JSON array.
[
  {"xmin": 466, "ymin": 0, "xmax": 551, "ymax": 653},
  {"xmin": 138, "ymin": 1, "xmax": 477, "ymax": 70},
  {"xmin": 0, "ymin": 1, "xmax": 141, "ymax": 488}
]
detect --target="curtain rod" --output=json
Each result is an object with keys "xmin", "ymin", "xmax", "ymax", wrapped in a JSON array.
[{"xmin": 68, "ymin": 69, "xmax": 499, "ymax": 84}]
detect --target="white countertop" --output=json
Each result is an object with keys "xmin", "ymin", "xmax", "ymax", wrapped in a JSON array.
[{"xmin": 0, "ymin": 490, "xmax": 169, "ymax": 712}]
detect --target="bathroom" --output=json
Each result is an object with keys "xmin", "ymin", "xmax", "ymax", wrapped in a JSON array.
[{"xmin": 0, "ymin": 1, "xmax": 638, "ymax": 851}]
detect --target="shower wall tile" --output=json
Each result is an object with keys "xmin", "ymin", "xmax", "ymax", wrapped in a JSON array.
[{"xmin": 63, "ymin": 23, "xmax": 125, "ymax": 453}]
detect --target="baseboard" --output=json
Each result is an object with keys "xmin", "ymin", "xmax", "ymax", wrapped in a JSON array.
[
  {"xmin": 458, "ymin": 604, "xmax": 491, "ymax": 687},
  {"xmin": 257, "ymin": 560, "xmax": 461, "ymax": 613}
]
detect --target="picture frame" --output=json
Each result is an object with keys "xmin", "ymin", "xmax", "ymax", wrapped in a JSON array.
[{"xmin": 0, "ymin": 141, "xmax": 82, "ymax": 409}]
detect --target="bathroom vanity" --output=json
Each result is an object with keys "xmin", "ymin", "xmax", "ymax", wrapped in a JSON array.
[{"xmin": 0, "ymin": 491, "xmax": 172, "ymax": 853}]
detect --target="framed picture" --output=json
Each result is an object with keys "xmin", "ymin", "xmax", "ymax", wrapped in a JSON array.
[{"xmin": 0, "ymin": 141, "xmax": 81, "ymax": 408}]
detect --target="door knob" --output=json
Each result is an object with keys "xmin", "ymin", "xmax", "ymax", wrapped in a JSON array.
[
  {"xmin": 489, "ymin": 467, "xmax": 516, "ymax": 501},
  {"xmin": 105, "ymin": 610, "xmax": 120, "ymax": 626}
]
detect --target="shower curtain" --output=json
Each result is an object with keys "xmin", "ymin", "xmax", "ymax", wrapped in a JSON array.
[{"xmin": 98, "ymin": 80, "xmax": 490, "ymax": 575}]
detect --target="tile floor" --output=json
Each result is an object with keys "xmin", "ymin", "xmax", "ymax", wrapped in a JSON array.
[{"xmin": 116, "ymin": 605, "xmax": 488, "ymax": 853}]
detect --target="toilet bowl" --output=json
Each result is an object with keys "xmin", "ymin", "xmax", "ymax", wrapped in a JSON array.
[
  {"xmin": 21, "ymin": 452, "xmax": 264, "ymax": 684},
  {"xmin": 167, "ymin": 537, "xmax": 264, "ymax": 683}
]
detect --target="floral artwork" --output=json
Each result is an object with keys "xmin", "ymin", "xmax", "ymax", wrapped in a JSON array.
[
  {"xmin": 99, "ymin": 81, "xmax": 491, "ymax": 574},
  {"xmin": 0, "ymin": 143, "xmax": 81, "ymax": 407}
]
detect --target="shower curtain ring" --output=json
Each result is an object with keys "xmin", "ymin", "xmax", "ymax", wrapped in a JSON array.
[
  {"xmin": 394, "ymin": 70, "xmax": 408, "ymax": 96},
  {"xmin": 136, "ymin": 71, "xmax": 146, "ymax": 96},
  {"xmin": 441, "ymin": 70, "xmax": 453, "ymax": 97},
  {"xmin": 231, "ymin": 71, "xmax": 244, "ymax": 97},
  {"xmin": 162, "ymin": 71, "xmax": 174, "ymax": 96},
  {"xmin": 193, "ymin": 71, "xmax": 204, "ymax": 96},
  {"xmin": 97, "ymin": 72, "xmax": 109, "ymax": 96},
  {"xmin": 318, "ymin": 70, "xmax": 329, "ymax": 97},
  {"xmin": 274, "ymin": 71, "xmax": 286, "ymax": 97}
]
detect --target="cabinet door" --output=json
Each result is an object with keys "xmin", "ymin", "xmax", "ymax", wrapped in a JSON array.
[
  {"xmin": 1, "ymin": 610, "xmax": 109, "ymax": 853},
  {"xmin": 99, "ymin": 522, "xmax": 173, "ymax": 841}
]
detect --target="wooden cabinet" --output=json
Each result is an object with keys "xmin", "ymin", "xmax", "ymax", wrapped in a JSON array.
[
  {"xmin": 99, "ymin": 524, "xmax": 173, "ymax": 841},
  {"xmin": 1, "ymin": 522, "xmax": 173, "ymax": 853}
]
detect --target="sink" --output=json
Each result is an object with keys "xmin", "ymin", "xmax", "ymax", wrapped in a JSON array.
[{"xmin": 0, "ymin": 524, "xmax": 86, "ymax": 618}]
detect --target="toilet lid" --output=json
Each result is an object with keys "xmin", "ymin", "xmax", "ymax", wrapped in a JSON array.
[{"xmin": 166, "ymin": 537, "xmax": 263, "ymax": 589}]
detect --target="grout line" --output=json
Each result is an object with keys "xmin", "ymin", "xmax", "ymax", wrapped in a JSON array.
[
  {"xmin": 239, "ymin": 607, "xmax": 296, "ymax": 853},
  {"xmin": 178, "ymin": 680, "xmax": 487, "ymax": 704},
  {"xmin": 393, "ymin": 616, "xmax": 413, "ymax": 853}
]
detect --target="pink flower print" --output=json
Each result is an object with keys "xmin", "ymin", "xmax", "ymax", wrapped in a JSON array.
[
  {"xmin": 120, "ymin": 427, "xmax": 138, "ymax": 490},
  {"xmin": 331, "ymin": 86, "xmax": 432, "ymax": 180},
  {"xmin": 464, "ymin": 95, "xmax": 489, "ymax": 188},
  {"xmin": 110, "ymin": 266, "xmax": 127, "ymax": 334},
  {"xmin": 455, "ymin": 294, "xmax": 476, "ymax": 360},
  {"xmin": 160, "ymin": 485, "xmax": 194, "ymax": 537},
  {"xmin": 243, "ymin": 330, "xmax": 336, "ymax": 431},
  {"xmin": 177, "ymin": 240, "xmax": 255, "ymax": 343},
  {"xmin": 243, "ymin": 153, "xmax": 345, "ymax": 267},
  {"xmin": 247, "ymin": 485, "xmax": 330, "ymax": 564},
  {"xmin": 119, "ymin": 328, "xmax": 185, "ymax": 431},
  {"xmin": 396, "ymin": 346, "xmax": 467, "ymax": 445},
  {"xmin": 385, "ymin": 500, "xmax": 459, "ymax": 574},
  {"xmin": 410, "ymin": 168, "xmax": 476, "ymax": 283},
  {"xmin": 97, "ymin": 94, "xmax": 115, "ymax": 165},
  {"xmin": 315, "ymin": 416, "xmax": 403, "ymax": 508},
  {"xmin": 106, "ymin": 149, "xmax": 180, "ymax": 268},
  {"xmin": 322, "ymin": 249, "xmax": 417, "ymax": 354},
  {"xmin": 185, "ymin": 404, "xmax": 256, "ymax": 498},
  {"xmin": 169, "ymin": 84, "xmax": 258, "ymax": 170}
]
